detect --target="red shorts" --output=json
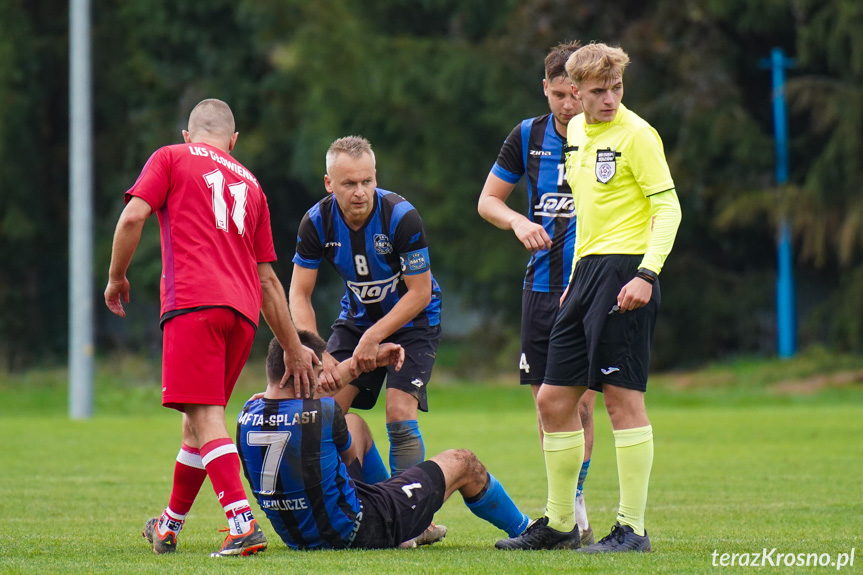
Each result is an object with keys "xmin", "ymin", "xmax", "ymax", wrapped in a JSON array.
[{"xmin": 161, "ymin": 307, "xmax": 255, "ymax": 411}]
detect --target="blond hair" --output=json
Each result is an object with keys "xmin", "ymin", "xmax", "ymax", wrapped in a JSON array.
[
  {"xmin": 326, "ymin": 135, "xmax": 376, "ymax": 173},
  {"xmin": 565, "ymin": 43, "xmax": 630, "ymax": 86}
]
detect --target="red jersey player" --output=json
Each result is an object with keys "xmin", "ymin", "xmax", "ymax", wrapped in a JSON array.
[{"xmin": 104, "ymin": 99, "xmax": 319, "ymax": 557}]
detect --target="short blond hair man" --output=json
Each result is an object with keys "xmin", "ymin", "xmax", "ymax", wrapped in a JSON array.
[{"xmin": 497, "ymin": 42, "xmax": 681, "ymax": 553}]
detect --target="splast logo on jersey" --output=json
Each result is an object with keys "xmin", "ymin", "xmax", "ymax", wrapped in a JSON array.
[
  {"xmin": 533, "ymin": 192, "xmax": 575, "ymax": 219},
  {"xmin": 374, "ymin": 234, "xmax": 393, "ymax": 255},
  {"xmin": 346, "ymin": 272, "xmax": 401, "ymax": 304},
  {"xmin": 595, "ymin": 148, "xmax": 618, "ymax": 184}
]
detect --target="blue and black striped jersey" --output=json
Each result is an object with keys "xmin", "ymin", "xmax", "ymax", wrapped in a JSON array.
[
  {"xmin": 491, "ymin": 113, "xmax": 577, "ymax": 292},
  {"xmin": 293, "ymin": 188, "xmax": 442, "ymax": 327},
  {"xmin": 236, "ymin": 397, "xmax": 361, "ymax": 549}
]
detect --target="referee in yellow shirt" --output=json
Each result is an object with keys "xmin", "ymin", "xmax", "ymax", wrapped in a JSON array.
[{"xmin": 496, "ymin": 42, "xmax": 681, "ymax": 552}]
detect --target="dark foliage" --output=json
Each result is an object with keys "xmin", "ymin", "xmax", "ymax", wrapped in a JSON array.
[{"xmin": 0, "ymin": 0, "xmax": 858, "ymax": 370}]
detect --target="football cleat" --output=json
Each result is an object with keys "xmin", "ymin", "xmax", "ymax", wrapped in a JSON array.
[
  {"xmin": 142, "ymin": 516, "xmax": 180, "ymax": 554},
  {"xmin": 494, "ymin": 516, "xmax": 580, "ymax": 550},
  {"xmin": 576, "ymin": 522, "xmax": 652, "ymax": 553},
  {"xmin": 399, "ymin": 522, "xmax": 447, "ymax": 548},
  {"xmin": 209, "ymin": 519, "xmax": 268, "ymax": 557}
]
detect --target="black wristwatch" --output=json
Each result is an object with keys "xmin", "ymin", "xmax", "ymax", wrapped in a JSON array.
[{"xmin": 635, "ymin": 268, "xmax": 657, "ymax": 285}]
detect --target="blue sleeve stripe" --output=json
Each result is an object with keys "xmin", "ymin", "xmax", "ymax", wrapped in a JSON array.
[
  {"xmin": 520, "ymin": 119, "xmax": 533, "ymax": 174},
  {"xmin": 389, "ymin": 197, "xmax": 413, "ymax": 237},
  {"xmin": 492, "ymin": 163, "xmax": 521, "ymax": 184},
  {"xmin": 309, "ymin": 203, "xmax": 328, "ymax": 243},
  {"xmin": 337, "ymin": 432, "xmax": 353, "ymax": 453},
  {"xmin": 292, "ymin": 254, "xmax": 321, "ymax": 269}
]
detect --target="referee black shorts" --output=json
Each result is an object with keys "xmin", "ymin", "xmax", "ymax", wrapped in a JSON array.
[{"xmin": 544, "ymin": 254, "xmax": 660, "ymax": 392}]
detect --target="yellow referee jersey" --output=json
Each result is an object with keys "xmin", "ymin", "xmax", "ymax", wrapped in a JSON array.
[{"xmin": 565, "ymin": 104, "xmax": 675, "ymax": 263}]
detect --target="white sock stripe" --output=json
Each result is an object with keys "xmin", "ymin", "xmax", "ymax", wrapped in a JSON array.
[
  {"xmin": 201, "ymin": 443, "xmax": 238, "ymax": 467},
  {"xmin": 176, "ymin": 448, "xmax": 205, "ymax": 470},
  {"xmin": 165, "ymin": 507, "xmax": 186, "ymax": 521},
  {"xmin": 224, "ymin": 499, "xmax": 250, "ymax": 515}
]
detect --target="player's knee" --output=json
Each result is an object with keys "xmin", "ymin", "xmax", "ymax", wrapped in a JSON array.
[
  {"xmin": 536, "ymin": 387, "xmax": 566, "ymax": 419},
  {"xmin": 385, "ymin": 401, "xmax": 418, "ymax": 422},
  {"xmin": 346, "ymin": 413, "xmax": 374, "ymax": 450},
  {"xmin": 448, "ymin": 448, "xmax": 485, "ymax": 478},
  {"xmin": 346, "ymin": 412, "xmax": 369, "ymax": 431}
]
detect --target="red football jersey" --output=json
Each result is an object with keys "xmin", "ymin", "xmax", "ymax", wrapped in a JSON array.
[{"xmin": 125, "ymin": 143, "xmax": 276, "ymax": 326}]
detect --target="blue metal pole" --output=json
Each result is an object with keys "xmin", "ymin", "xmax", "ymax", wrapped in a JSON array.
[
  {"xmin": 769, "ymin": 47, "xmax": 796, "ymax": 358},
  {"xmin": 776, "ymin": 220, "xmax": 796, "ymax": 357}
]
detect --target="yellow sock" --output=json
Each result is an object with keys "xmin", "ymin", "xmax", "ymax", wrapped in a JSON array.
[
  {"xmin": 614, "ymin": 425, "xmax": 653, "ymax": 536},
  {"xmin": 543, "ymin": 430, "xmax": 585, "ymax": 532}
]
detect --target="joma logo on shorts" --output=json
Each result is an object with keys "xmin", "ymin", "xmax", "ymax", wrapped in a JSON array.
[{"xmin": 347, "ymin": 273, "xmax": 400, "ymax": 304}]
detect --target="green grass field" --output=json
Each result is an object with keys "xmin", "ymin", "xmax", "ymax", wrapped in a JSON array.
[{"xmin": 1, "ymin": 351, "xmax": 861, "ymax": 574}]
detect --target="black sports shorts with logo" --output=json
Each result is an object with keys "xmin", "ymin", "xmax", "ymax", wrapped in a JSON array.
[
  {"xmin": 327, "ymin": 319, "xmax": 441, "ymax": 412},
  {"xmin": 351, "ymin": 460, "xmax": 446, "ymax": 548},
  {"xmin": 544, "ymin": 254, "xmax": 660, "ymax": 392},
  {"xmin": 519, "ymin": 290, "xmax": 563, "ymax": 386}
]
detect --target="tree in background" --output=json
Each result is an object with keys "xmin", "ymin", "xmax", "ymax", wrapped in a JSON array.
[
  {"xmin": 1, "ymin": 0, "xmax": 860, "ymax": 370},
  {"xmin": 0, "ymin": 2, "xmax": 70, "ymax": 369},
  {"xmin": 715, "ymin": 0, "xmax": 863, "ymax": 353}
]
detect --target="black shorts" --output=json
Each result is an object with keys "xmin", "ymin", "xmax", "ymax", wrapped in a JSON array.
[
  {"xmin": 327, "ymin": 320, "xmax": 441, "ymax": 412},
  {"xmin": 519, "ymin": 290, "xmax": 562, "ymax": 385},
  {"xmin": 351, "ymin": 460, "xmax": 446, "ymax": 549},
  {"xmin": 544, "ymin": 255, "xmax": 660, "ymax": 392}
]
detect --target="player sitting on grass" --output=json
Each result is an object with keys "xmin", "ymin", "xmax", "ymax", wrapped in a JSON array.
[{"xmin": 235, "ymin": 332, "xmax": 531, "ymax": 549}]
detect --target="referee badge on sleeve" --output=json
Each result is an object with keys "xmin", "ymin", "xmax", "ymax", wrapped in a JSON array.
[{"xmin": 595, "ymin": 148, "xmax": 620, "ymax": 184}]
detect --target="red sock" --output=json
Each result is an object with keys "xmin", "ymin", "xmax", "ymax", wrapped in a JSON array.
[
  {"xmin": 166, "ymin": 443, "xmax": 207, "ymax": 518},
  {"xmin": 200, "ymin": 438, "xmax": 250, "ymax": 520}
]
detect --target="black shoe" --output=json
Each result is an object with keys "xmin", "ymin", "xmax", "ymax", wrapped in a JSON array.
[
  {"xmin": 494, "ymin": 517, "xmax": 580, "ymax": 550},
  {"xmin": 576, "ymin": 522, "xmax": 652, "ymax": 553}
]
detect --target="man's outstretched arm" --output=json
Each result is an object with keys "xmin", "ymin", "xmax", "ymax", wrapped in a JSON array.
[{"xmin": 258, "ymin": 262, "xmax": 320, "ymax": 398}]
